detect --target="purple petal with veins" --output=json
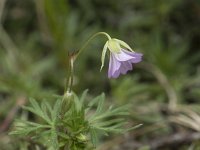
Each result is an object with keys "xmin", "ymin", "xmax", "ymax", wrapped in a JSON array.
[{"xmin": 108, "ymin": 49, "xmax": 143, "ymax": 78}]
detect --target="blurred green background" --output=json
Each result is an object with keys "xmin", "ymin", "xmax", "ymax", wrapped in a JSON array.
[{"xmin": 0, "ymin": 0, "xmax": 200, "ymax": 149}]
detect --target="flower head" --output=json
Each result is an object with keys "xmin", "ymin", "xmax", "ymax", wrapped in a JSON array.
[{"xmin": 101, "ymin": 38, "xmax": 143, "ymax": 78}]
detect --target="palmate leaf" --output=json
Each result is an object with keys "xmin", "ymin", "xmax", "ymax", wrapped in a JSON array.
[
  {"xmin": 86, "ymin": 93, "xmax": 104, "ymax": 114},
  {"xmin": 11, "ymin": 91, "xmax": 134, "ymax": 149},
  {"xmin": 10, "ymin": 119, "xmax": 51, "ymax": 135},
  {"xmin": 22, "ymin": 98, "xmax": 61, "ymax": 125},
  {"xmin": 60, "ymin": 91, "xmax": 132, "ymax": 147},
  {"xmin": 10, "ymin": 98, "xmax": 61, "ymax": 150},
  {"xmin": 22, "ymin": 98, "xmax": 51, "ymax": 125},
  {"xmin": 88, "ymin": 104, "xmax": 129, "ymax": 130},
  {"xmin": 79, "ymin": 91, "xmax": 133, "ymax": 146}
]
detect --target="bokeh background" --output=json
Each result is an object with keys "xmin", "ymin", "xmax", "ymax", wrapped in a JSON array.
[{"xmin": 0, "ymin": 0, "xmax": 200, "ymax": 149}]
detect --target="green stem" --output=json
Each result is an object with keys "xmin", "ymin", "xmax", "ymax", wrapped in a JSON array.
[
  {"xmin": 64, "ymin": 32, "xmax": 111, "ymax": 94},
  {"xmin": 65, "ymin": 55, "xmax": 74, "ymax": 93},
  {"xmin": 75, "ymin": 32, "xmax": 111, "ymax": 61},
  {"xmin": 61, "ymin": 57, "xmax": 74, "ymax": 116}
]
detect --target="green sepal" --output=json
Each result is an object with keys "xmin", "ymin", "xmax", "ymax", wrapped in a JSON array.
[
  {"xmin": 100, "ymin": 41, "xmax": 108, "ymax": 71},
  {"xmin": 114, "ymin": 38, "xmax": 134, "ymax": 52}
]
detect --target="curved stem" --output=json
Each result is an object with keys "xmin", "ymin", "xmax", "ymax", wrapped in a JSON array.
[
  {"xmin": 65, "ymin": 32, "xmax": 111, "ymax": 93},
  {"xmin": 75, "ymin": 32, "xmax": 111, "ymax": 61}
]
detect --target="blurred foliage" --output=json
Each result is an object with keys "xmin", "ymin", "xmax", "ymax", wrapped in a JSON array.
[{"xmin": 0, "ymin": 0, "xmax": 200, "ymax": 149}]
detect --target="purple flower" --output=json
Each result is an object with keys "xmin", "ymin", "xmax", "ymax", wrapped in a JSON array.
[
  {"xmin": 108, "ymin": 49, "xmax": 142, "ymax": 78},
  {"xmin": 101, "ymin": 38, "xmax": 143, "ymax": 78}
]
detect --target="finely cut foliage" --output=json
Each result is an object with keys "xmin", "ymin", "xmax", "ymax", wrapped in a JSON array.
[{"xmin": 10, "ymin": 90, "xmax": 133, "ymax": 149}]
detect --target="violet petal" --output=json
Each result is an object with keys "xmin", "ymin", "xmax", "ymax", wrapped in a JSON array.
[
  {"xmin": 112, "ymin": 69, "xmax": 121, "ymax": 78},
  {"xmin": 122, "ymin": 49, "xmax": 143, "ymax": 57},
  {"xmin": 108, "ymin": 54, "xmax": 121, "ymax": 78},
  {"xmin": 112, "ymin": 50, "xmax": 134, "ymax": 61},
  {"xmin": 120, "ymin": 61, "xmax": 133, "ymax": 74}
]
